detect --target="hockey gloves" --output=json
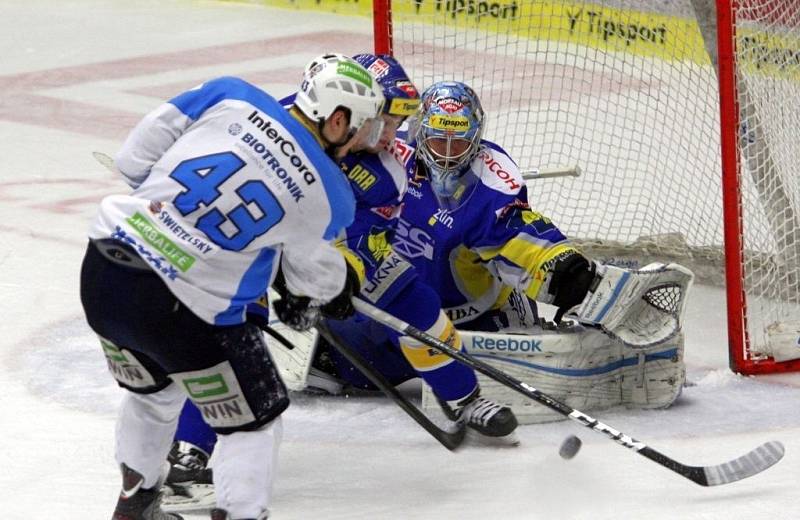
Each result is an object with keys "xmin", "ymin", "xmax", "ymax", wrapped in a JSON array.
[
  {"xmin": 273, "ymin": 292, "xmax": 322, "ymax": 332},
  {"xmin": 545, "ymin": 251, "xmax": 596, "ymax": 323},
  {"xmin": 319, "ymin": 261, "xmax": 361, "ymax": 320},
  {"xmin": 272, "ymin": 263, "xmax": 361, "ymax": 331},
  {"xmin": 573, "ymin": 262, "xmax": 694, "ymax": 347}
]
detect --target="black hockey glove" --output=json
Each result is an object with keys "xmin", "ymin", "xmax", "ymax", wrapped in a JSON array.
[
  {"xmin": 271, "ymin": 269, "xmax": 321, "ymax": 331},
  {"xmin": 320, "ymin": 262, "xmax": 361, "ymax": 320},
  {"xmin": 272, "ymin": 292, "xmax": 321, "ymax": 331},
  {"xmin": 547, "ymin": 251, "xmax": 597, "ymax": 323}
]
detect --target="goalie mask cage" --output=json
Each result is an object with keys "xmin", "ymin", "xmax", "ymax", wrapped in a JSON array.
[{"xmin": 372, "ymin": 0, "xmax": 800, "ymax": 374}]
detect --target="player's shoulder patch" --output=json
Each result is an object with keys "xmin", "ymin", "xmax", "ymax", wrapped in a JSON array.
[
  {"xmin": 472, "ymin": 144, "xmax": 524, "ymax": 195},
  {"xmin": 378, "ymin": 149, "xmax": 408, "ymax": 200},
  {"xmin": 340, "ymin": 150, "xmax": 406, "ymax": 204},
  {"xmin": 392, "ymin": 138, "xmax": 415, "ymax": 170}
]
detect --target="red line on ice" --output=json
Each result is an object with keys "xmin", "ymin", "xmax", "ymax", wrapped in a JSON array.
[{"xmin": 0, "ymin": 31, "xmax": 371, "ymax": 139}]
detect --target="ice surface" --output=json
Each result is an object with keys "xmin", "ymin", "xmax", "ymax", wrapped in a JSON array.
[{"xmin": 1, "ymin": 1, "xmax": 798, "ymax": 519}]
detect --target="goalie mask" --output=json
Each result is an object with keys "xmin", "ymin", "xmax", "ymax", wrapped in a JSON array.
[
  {"xmin": 413, "ymin": 81, "xmax": 484, "ymax": 209},
  {"xmin": 294, "ymin": 53, "xmax": 386, "ymax": 148}
]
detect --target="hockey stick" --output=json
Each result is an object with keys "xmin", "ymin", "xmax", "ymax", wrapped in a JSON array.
[
  {"xmin": 520, "ymin": 165, "xmax": 581, "ymax": 181},
  {"xmin": 93, "ymin": 151, "xmax": 122, "ymax": 176},
  {"xmin": 315, "ymin": 321, "xmax": 466, "ymax": 451},
  {"xmin": 353, "ymin": 298, "xmax": 785, "ymax": 486},
  {"xmin": 262, "ymin": 324, "xmax": 295, "ymax": 350}
]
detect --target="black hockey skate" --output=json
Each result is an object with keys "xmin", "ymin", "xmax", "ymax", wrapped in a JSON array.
[
  {"xmin": 306, "ymin": 339, "xmax": 345, "ymax": 395},
  {"xmin": 161, "ymin": 441, "xmax": 216, "ymax": 512},
  {"xmin": 112, "ymin": 463, "xmax": 183, "ymax": 520},
  {"xmin": 166, "ymin": 441, "xmax": 213, "ymax": 486},
  {"xmin": 439, "ymin": 386, "xmax": 518, "ymax": 438}
]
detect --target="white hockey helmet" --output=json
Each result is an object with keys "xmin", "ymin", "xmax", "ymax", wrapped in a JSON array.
[{"xmin": 295, "ymin": 53, "xmax": 386, "ymax": 140}]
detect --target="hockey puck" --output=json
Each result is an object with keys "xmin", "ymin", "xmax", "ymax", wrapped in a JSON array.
[{"xmin": 559, "ymin": 435, "xmax": 582, "ymax": 459}]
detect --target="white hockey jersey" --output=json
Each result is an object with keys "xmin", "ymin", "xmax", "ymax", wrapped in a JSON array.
[{"xmin": 89, "ymin": 77, "xmax": 355, "ymax": 325}]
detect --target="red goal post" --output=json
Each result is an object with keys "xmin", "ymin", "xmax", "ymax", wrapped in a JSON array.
[{"xmin": 372, "ymin": 0, "xmax": 800, "ymax": 375}]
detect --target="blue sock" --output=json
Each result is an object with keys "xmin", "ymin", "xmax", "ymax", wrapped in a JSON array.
[{"xmin": 174, "ymin": 400, "xmax": 217, "ymax": 455}]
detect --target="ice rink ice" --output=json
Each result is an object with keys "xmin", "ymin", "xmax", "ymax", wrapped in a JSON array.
[{"xmin": 1, "ymin": 1, "xmax": 798, "ymax": 518}]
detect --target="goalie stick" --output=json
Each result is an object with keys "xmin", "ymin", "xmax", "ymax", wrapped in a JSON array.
[
  {"xmin": 316, "ymin": 321, "xmax": 466, "ymax": 451},
  {"xmin": 353, "ymin": 297, "xmax": 785, "ymax": 486},
  {"xmin": 520, "ymin": 165, "xmax": 581, "ymax": 181}
]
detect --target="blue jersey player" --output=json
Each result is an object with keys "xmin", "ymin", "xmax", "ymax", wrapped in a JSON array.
[
  {"xmin": 319, "ymin": 61, "xmax": 519, "ymax": 441},
  {"xmin": 395, "ymin": 81, "xmax": 595, "ymax": 330},
  {"xmin": 314, "ymin": 82, "xmax": 598, "ymax": 421}
]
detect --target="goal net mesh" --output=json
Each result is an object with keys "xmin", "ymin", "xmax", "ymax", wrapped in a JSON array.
[{"xmin": 389, "ymin": 0, "xmax": 800, "ymax": 366}]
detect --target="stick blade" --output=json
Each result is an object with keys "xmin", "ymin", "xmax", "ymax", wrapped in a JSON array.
[
  {"xmin": 92, "ymin": 151, "xmax": 122, "ymax": 176},
  {"xmin": 702, "ymin": 441, "xmax": 784, "ymax": 486}
]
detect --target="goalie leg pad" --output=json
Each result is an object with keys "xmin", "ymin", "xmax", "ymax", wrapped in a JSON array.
[
  {"xmin": 624, "ymin": 332, "xmax": 685, "ymax": 408},
  {"xmin": 426, "ymin": 326, "xmax": 686, "ymax": 424}
]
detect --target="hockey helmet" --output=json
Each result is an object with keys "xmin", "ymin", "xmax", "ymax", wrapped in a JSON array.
[
  {"xmin": 294, "ymin": 53, "xmax": 386, "ymax": 145},
  {"xmin": 352, "ymin": 53, "xmax": 421, "ymax": 120}
]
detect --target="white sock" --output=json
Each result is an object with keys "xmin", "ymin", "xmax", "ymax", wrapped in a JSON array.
[
  {"xmin": 214, "ymin": 417, "xmax": 283, "ymax": 519},
  {"xmin": 115, "ymin": 384, "xmax": 184, "ymax": 488}
]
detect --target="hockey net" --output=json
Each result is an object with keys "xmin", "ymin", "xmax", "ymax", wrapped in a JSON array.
[{"xmin": 374, "ymin": 0, "xmax": 800, "ymax": 374}]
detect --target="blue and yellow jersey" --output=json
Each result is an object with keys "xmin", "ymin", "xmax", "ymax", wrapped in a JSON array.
[
  {"xmin": 338, "ymin": 147, "xmax": 406, "ymax": 251},
  {"xmin": 279, "ymin": 94, "xmax": 416, "ymax": 304},
  {"xmin": 392, "ymin": 140, "xmax": 579, "ymax": 323},
  {"xmin": 335, "ymin": 140, "xmax": 420, "ymax": 305}
]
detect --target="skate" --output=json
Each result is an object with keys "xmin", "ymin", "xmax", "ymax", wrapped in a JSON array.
[
  {"xmin": 161, "ymin": 442, "xmax": 216, "ymax": 512},
  {"xmin": 166, "ymin": 441, "xmax": 213, "ymax": 486},
  {"xmin": 210, "ymin": 508, "xmax": 269, "ymax": 519},
  {"xmin": 439, "ymin": 387, "xmax": 518, "ymax": 441},
  {"xmin": 305, "ymin": 340, "xmax": 345, "ymax": 395},
  {"xmin": 112, "ymin": 463, "xmax": 183, "ymax": 520}
]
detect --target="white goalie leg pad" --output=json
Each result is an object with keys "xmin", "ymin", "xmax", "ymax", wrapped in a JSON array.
[
  {"xmin": 421, "ymin": 325, "xmax": 686, "ymax": 424},
  {"xmin": 214, "ymin": 417, "xmax": 283, "ymax": 519},
  {"xmin": 623, "ymin": 331, "xmax": 685, "ymax": 409},
  {"xmin": 115, "ymin": 383, "xmax": 185, "ymax": 488},
  {"xmin": 573, "ymin": 262, "xmax": 694, "ymax": 348}
]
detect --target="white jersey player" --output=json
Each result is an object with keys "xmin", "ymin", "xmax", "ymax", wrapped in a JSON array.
[{"xmin": 80, "ymin": 54, "xmax": 384, "ymax": 520}]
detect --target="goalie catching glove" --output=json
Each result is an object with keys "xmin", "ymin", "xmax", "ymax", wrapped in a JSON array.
[
  {"xmin": 544, "ymin": 252, "xmax": 694, "ymax": 348},
  {"xmin": 272, "ymin": 263, "xmax": 361, "ymax": 331}
]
